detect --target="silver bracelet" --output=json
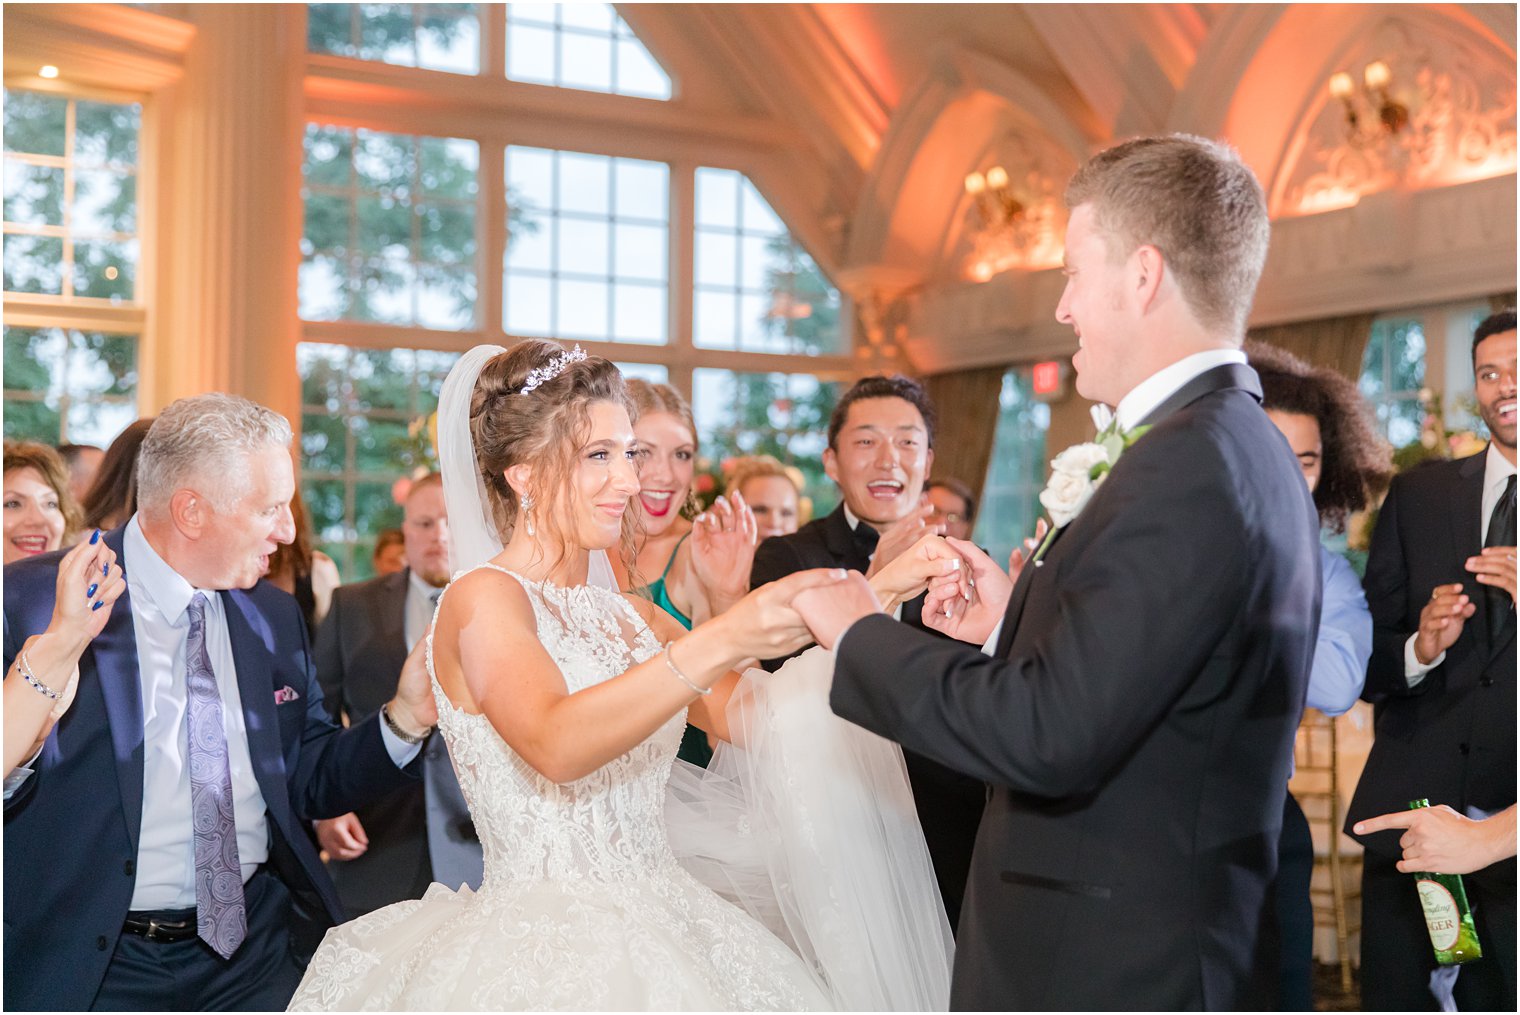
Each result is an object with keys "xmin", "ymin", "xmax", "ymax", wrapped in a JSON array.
[
  {"xmin": 381, "ymin": 703, "xmax": 431, "ymax": 745},
  {"xmin": 16, "ymin": 650, "xmax": 60, "ymax": 701},
  {"xmin": 663, "ymin": 642, "xmax": 711, "ymax": 696}
]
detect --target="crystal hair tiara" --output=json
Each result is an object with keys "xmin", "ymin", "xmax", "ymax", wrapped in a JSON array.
[{"xmin": 519, "ymin": 345, "xmax": 587, "ymax": 395}]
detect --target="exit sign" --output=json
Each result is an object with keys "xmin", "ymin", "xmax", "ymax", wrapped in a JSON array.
[{"xmin": 1032, "ymin": 360, "xmax": 1064, "ymax": 399}]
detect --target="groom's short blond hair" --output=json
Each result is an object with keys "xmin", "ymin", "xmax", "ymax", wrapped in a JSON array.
[{"xmin": 1065, "ymin": 134, "xmax": 1269, "ymax": 340}]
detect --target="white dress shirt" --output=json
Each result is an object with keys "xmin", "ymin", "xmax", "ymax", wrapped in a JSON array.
[
  {"xmin": 974, "ymin": 350, "xmax": 1249, "ymax": 657},
  {"xmin": 1113, "ymin": 348, "xmax": 1249, "ymax": 432},
  {"xmin": 123, "ymin": 516, "xmax": 421, "ymax": 909},
  {"xmin": 1404, "ymin": 442, "xmax": 1518, "ymax": 683},
  {"xmin": 125, "ymin": 516, "xmax": 271, "ymax": 909}
]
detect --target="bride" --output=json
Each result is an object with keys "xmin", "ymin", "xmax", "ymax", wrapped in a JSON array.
[{"xmin": 290, "ymin": 340, "xmax": 960, "ymax": 1011}]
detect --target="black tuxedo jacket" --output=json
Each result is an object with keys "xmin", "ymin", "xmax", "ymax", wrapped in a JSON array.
[
  {"xmin": 2, "ymin": 527, "xmax": 418, "ymax": 1011},
  {"xmin": 315, "ymin": 569, "xmax": 478, "ymax": 915},
  {"xmin": 831, "ymin": 364, "xmax": 1322, "ymax": 1010},
  {"xmin": 1345, "ymin": 451, "xmax": 1516, "ymax": 889},
  {"xmin": 751, "ymin": 503, "xmax": 986, "ymax": 932}
]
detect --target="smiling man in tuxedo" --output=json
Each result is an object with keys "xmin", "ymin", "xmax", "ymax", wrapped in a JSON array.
[
  {"xmin": 749, "ymin": 374, "xmax": 985, "ymax": 934},
  {"xmin": 798, "ymin": 135, "xmax": 1322, "ymax": 1010},
  {"xmin": 1346, "ymin": 310, "xmax": 1517, "ymax": 1010}
]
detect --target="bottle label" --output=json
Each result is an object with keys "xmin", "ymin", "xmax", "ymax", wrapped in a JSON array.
[{"xmin": 1417, "ymin": 878, "xmax": 1461, "ymax": 951}]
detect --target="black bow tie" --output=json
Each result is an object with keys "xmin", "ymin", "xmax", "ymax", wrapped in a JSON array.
[{"xmin": 851, "ymin": 521, "xmax": 880, "ymax": 560}]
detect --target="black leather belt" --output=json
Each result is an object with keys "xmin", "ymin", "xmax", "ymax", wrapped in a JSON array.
[{"xmin": 122, "ymin": 909, "xmax": 198, "ymax": 942}]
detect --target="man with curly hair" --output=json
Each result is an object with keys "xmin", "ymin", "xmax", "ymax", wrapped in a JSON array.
[{"xmin": 1246, "ymin": 340, "xmax": 1391, "ymax": 1008}]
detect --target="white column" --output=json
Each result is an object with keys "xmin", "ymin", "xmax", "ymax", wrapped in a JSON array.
[{"xmin": 148, "ymin": 3, "xmax": 305, "ymax": 423}]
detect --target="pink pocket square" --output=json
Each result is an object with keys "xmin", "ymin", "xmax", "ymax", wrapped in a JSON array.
[{"xmin": 274, "ymin": 685, "xmax": 301, "ymax": 705}]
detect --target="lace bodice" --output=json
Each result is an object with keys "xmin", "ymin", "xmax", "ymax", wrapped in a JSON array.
[{"xmin": 425, "ymin": 564, "xmax": 684, "ymax": 889}]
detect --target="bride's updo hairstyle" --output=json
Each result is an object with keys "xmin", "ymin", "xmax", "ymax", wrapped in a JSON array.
[{"xmin": 470, "ymin": 339, "xmax": 639, "ymax": 566}]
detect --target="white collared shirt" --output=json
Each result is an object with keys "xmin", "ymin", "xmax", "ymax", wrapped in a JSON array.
[
  {"xmin": 125, "ymin": 515, "xmax": 271, "ymax": 909},
  {"xmin": 1405, "ymin": 442, "xmax": 1519, "ymax": 681},
  {"xmin": 974, "ymin": 349, "xmax": 1249, "ymax": 658},
  {"xmin": 404, "ymin": 569, "xmax": 443, "ymax": 652},
  {"xmin": 1481, "ymin": 441, "xmax": 1518, "ymax": 544},
  {"xmin": 1114, "ymin": 348, "xmax": 1249, "ymax": 432}
]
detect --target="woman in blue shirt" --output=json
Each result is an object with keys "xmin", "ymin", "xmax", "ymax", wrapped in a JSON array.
[{"xmin": 1249, "ymin": 341, "xmax": 1393, "ymax": 1009}]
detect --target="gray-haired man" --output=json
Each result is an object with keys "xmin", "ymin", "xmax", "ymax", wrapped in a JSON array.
[{"xmin": 4, "ymin": 393, "xmax": 436, "ymax": 1011}]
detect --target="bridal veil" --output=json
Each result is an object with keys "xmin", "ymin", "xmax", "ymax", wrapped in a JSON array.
[{"xmin": 435, "ymin": 345, "xmax": 953, "ymax": 1011}]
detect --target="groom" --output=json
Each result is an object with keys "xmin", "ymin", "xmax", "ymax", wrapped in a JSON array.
[{"xmin": 800, "ymin": 136, "xmax": 1322, "ymax": 1010}]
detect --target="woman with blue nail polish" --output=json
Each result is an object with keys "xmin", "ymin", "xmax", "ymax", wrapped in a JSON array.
[{"xmin": 4, "ymin": 534, "xmax": 126, "ymax": 774}]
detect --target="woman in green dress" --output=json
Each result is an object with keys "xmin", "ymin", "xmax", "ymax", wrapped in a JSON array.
[{"xmin": 614, "ymin": 380, "xmax": 758, "ymax": 766}]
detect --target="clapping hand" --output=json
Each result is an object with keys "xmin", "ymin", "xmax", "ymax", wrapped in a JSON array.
[
  {"xmin": 690, "ymin": 492, "xmax": 759, "ymax": 611},
  {"xmin": 923, "ymin": 537, "xmax": 1014, "ymax": 645},
  {"xmin": 1466, "ymin": 546, "xmax": 1517, "ymax": 602},
  {"xmin": 865, "ymin": 500, "xmax": 944, "ymax": 579},
  {"xmin": 49, "ymin": 533, "xmax": 126, "ymax": 647},
  {"xmin": 1413, "ymin": 583, "xmax": 1476, "ymax": 665}
]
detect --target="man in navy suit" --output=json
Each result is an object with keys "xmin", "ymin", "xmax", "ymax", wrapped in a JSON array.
[{"xmin": 3, "ymin": 393, "xmax": 436, "ymax": 1011}]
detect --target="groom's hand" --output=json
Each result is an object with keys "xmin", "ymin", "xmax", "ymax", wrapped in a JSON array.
[
  {"xmin": 924, "ymin": 537, "xmax": 1013, "ymax": 644},
  {"xmin": 865, "ymin": 500, "xmax": 943, "ymax": 579},
  {"xmin": 868, "ymin": 533, "xmax": 969, "ymax": 611},
  {"xmin": 794, "ymin": 571, "xmax": 882, "ymax": 651}
]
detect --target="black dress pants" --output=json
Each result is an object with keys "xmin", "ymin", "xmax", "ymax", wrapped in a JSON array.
[
  {"xmin": 91, "ymin": 869, "xmax": 307, "ymax": 1011},
  {"xmin": 1274, "ymin": 791, "xmax": 1315, "ymax": 1011}
]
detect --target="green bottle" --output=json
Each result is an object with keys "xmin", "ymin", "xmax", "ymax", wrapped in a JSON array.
[{"xmin": 1407, "ymin": 799, "xmax": 1483, "ymax": 965}]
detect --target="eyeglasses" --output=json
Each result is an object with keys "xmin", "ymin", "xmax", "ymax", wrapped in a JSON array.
[{"xmin": 928, "ymin": 509, "xmax": 965, "ymax": 524}]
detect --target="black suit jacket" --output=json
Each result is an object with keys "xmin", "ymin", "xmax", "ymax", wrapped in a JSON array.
[
  {"xmin": 315, "ymin": 569, "xmax": 481, "ymax": 915},
  {"xmin": 1345, "ymin": 451, "xmax": 1516, "ymax": 889},
  {"xmin": 2, "ymin": 527, "xmax": 418, "ymax": 1011},
  {"xmin": 831, "ymin": 364, "xmax": 1322, "ymax": 1010},
  {"xmin": 750, "ymin": 503, "xmax": 986, "ymax": 932}
]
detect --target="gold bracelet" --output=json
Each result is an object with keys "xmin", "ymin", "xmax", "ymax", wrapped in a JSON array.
[{"xmin": 663, "ymin": 642, "xmax": 712, "ymax": 696}]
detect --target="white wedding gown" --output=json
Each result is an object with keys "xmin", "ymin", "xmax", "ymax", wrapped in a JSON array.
[{"xmin": 290, "ymin": 565, "xmax": 832, "ymax": 1010}]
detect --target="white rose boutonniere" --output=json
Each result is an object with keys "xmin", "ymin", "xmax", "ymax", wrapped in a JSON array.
[{"xmin": 1030, "ymin": 411, "xmax": 1152, "ymax": 564}]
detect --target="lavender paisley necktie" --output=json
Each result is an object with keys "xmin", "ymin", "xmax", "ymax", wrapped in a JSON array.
[{"xmin": 185, "ymin": 593, "xmax": 247, "ymax": 958}]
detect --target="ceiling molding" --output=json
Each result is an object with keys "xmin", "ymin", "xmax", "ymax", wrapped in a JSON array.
[
  {"xmin": 691, "ymin": 4, "xmax": 887, "ymax": 178},
  {"xmin": 1022, "ymin": 3, "xmax": 1206, "ymax": 136},
  {"xmin": 842, "ymin": 42, "xmax": 1099, "ymax": 287},
  {"xmin": 305, "ymin": 55, "xmax": 802, "ymax": 153},
  {"xmin": 2, "ymin": 3, "xmax": 193, "ymax": 92},
  {"xmin": 1251, "ymin": 174, "xmax": 1518, "ymax": 326}
]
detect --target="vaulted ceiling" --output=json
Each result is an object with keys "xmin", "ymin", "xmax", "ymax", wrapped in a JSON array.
[{"xmin": 628, "ymin": 3, "xmax": 1518, "ymax": 370}]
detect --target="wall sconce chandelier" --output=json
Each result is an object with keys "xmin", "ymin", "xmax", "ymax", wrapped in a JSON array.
[{"xmin": 1328, "ymin": 60, "xmax": 1410, "ymax": 148}]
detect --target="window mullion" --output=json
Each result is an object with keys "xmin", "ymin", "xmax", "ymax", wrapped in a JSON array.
[{"xmin": 481, "ymin": 142, "xmax": 506, "ymax": 339}]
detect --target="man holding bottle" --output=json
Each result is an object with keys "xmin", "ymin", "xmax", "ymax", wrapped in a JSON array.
[{"xmin": 1346, "ymin": 310, "xmax": 1516, "ymax": 1010}]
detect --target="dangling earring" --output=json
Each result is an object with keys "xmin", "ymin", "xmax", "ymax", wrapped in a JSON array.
[{"xmin": 521, "ymin": 494, "xmax": 535, "ymax": 537}]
